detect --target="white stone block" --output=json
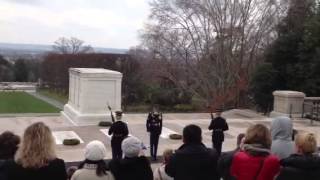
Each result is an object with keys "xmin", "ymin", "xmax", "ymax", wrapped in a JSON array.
[
  {"xmin": 52, "ymin": 131, "xmax": 84, "ymax": 145},
  {"xmin": 61, "ymin": 68, "xmax": 122, "ymax": 125},
  {"xmin": 271, "ymin": 90, "xmax": 305, "ymax": 118}
]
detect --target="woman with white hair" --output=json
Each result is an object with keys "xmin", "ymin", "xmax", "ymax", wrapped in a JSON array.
[
  {"xmin": 6, "ymin": 122, "xmax": 67, "ymax": 180},
  {"xmin": 109, "ymin": 136, "xmax": 153, "ymax": 180},
  {"xmin": 71, "ymin": 140, "xmax": 114, "ymax": 180}
]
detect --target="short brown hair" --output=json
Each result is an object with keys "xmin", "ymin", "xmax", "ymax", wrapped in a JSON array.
[
  {"xmin": 163, "ymin": 149, "xmax": 173, "ymax": 163},
  {"xmin": 244, "ymin": 124, "xmax": 271, "ymax": 149},
  {"xmin": 295, "ymin": 132, "xmax": 317, "ymax": 154},
  {"xmin": 0, "ymin": 131, "xmax": 20, "ymax": 159}
]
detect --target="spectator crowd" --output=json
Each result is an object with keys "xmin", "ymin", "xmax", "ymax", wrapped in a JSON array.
[{"xmin": 0, "ymin": 116, "xmax": 320, "ymax": 180}]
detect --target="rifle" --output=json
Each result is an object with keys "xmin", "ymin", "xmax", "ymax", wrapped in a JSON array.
[
  {"xmin": 211, "ymin": 112, "xmax": 214, "ymax": 120},
  {"xmin": 108, "ymin": 104, "xmax": 115, "ymax": 123}
]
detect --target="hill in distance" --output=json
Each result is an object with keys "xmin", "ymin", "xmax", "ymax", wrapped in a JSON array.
[{"xmin": 0, "ymin": 42, "xmax": 128, "ymax": 60}]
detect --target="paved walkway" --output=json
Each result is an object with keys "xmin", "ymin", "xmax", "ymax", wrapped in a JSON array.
[{"xmin": 27, "ymin": 92, "xmax": 64, "ymax": 109}]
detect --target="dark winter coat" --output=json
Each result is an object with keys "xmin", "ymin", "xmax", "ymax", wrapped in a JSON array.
[
  {"xmin": 0, "ymin": 160, "xmax": 7, "ymax": 180},
  {"xmin": 217, "ymin": 149, "xmax": 239, "ymax": 180},
  {"xmin": 109, "ymin": 156, "xmax": 153, "ymax": 180},
  {"xmin": 208, "ymin": 117, "xmax": 229, "ymax": 142},
  {"xmin": 5, "ymin": 158, "xmax": 67, "ymax": 180},
  {"xmin": 276, "ymin": 154, "xmax": 320, "ymax": 180},
  {"xmin": 165, "ymin": 143, "xmax": 219, "ymax": 180}
]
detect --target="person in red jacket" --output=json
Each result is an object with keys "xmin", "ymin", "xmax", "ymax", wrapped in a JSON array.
[{"xmin": 231, "ymin": 124, "xmax": 280, "ymax": 180}]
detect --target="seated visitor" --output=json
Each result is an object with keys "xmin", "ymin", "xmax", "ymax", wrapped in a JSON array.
[
  {"xmin": 71, "ymin": 140, "xmax": 114, "ymax": 180},
  {"xmin": 231, "ymin": 124, "xmax": 280, "ymax": 180},
  {"xmin": 67, "ymin": 166, "xmax": 77, "ymax": 180},
  {"xmin": 153, "ymin": 149, "xmax": 174, "ymax": 180},
  {"xmin": 6, "ymin": 122, "xmax": 67, "ymax": 180},
  {"xmin": 276, "ymin": 132, "xmax": 320, "ymax": 180},
  {"xmin": 109, "ymin": 136, "xmax": 153, "ymax": 180},
  {"xmin": 271, "ymin": 116, "xmax": 295, "ymax": 159},
  {"xmin": 0, "ymin": 131, "xmax": 20, "ymax": 180},
  {"xmin": 165, "ymin": 124, "xmax": 219, "ymax": 180},
  {"xmin": 218, "ymin": 133, "xmax": 245, "ymax": 180}
]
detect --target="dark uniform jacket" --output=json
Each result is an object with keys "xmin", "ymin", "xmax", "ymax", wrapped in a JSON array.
[
  {"xmin": 209, "ymin": 117, "xmax": 229, "ymax": 142},
  {"xmin": 276, "ymin": 154, "xmax": 320, "ymax": 180},
  {"xmin": 165, "ymin": 143, "xmax": 219, "ymax": 180},
  {"xmin": 146, "ymin": 113, "xmax": 162, "ymax": 135},
  {"xmin": 109, "ymin": 156, "xmax": 153, "ymax": 180},
  {"xmin": 108, "ymin": 121, "xmax": 129, "ymax": 138}
]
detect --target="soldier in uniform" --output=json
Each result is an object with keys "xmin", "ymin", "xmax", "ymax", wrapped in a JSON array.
[
  {"xmin": 108, "ymin": 111, "xmax": 129, "ymax": 159},
  {"xmin": 146, "ymin": 110, "xmax": 162, "ymax": 161},
  {"xmin": 208, "ymin": 108, "xmax": 229, "ymax": 155}
]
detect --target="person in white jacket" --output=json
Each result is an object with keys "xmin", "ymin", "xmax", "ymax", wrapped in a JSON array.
[
  {"xmin": 71, "ymin": 140, "xmax": 115, "ymax": 180},
  {"xmin": 154, "ymin": 149, "xmax": 174, "ymax": 180}
]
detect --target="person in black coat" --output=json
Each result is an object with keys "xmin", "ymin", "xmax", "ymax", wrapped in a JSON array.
[
  {"xmin": 146, "ymin": 111, "xmax": 162, "ymax": 161},
  {"xmin": 109, "ymin": 136, "xmax": 153, "ymax": 180},
  {"xmin": 209, "ymin": 108, "xmax": 229, "ymax": 155},
  {"xmin": 108, "ymin": 111, "xmax": 129, "ymax": 159},
  {"xmin": 0, "ymin": 131, "xmax": 20, "ymax": 180},
  {"xmin": 276, "ymin": 132, "xmax": 320, "ymax": 180},
  {"xmin": 165, "ymin": 124, "xmax": 219, "ymax": 180},
  {"xmin": 217, "ymin": 133, "xmax": 245, "ymax": 180}
]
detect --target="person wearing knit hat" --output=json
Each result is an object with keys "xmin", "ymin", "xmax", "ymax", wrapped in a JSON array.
[
  {"xmin": 109, "ymin": 136, "xmax": 153, "ymax": 180},
  {"xmin": 121, "ymin": 136, "xmax": 142, "ymax": 158},
  {"xmin": 71, "ymin": 140, "xmax": 115, "ymax": 180}
]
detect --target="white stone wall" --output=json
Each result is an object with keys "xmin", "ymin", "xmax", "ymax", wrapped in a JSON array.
[
  {"xmin": 61, "ymin": 68, "xmax": 122, "ymax": 125},
  {"xmin": 271, "ymin": 91, "xmax": 305, "ymax": 117}
]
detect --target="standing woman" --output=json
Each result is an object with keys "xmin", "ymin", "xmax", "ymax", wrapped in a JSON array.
[
  {"xmin": 276, "ymin": 132, "xmax": 320, "ymax": 180},
  {"xmin": 71, "ymin": 140, "xmax": 114, "ymax": 180},
  {"xmin": 231, "ymin": 124, "xmax": 280, "ymax": 180},
  {"xmin": 6, "ymin": 122, "xmax": 67, "ymax": 180}
]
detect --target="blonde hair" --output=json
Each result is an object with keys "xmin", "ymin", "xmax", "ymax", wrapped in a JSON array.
[
  {"xmin": 163, "ymin": 149, "xmax": 173, "ymax": 163},
  {"xmin": 295, "ymin": 132, "xmax": 317, "ymax": 154},
  {"xmin": 15, "ymin": 122, "xmax": 56, "ymax": 168},
  {"xmin": 244, "ymin": 124, "xmax": 271, "ymax": 149}
]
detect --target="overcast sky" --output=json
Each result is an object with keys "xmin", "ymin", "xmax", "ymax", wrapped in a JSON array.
[{"xmin": 0, "ymin": 0, "xmax": 151, "ymax": 49}]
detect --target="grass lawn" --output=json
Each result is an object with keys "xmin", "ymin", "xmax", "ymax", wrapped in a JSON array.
[
  {"xmin": 38, "ymin": 89, "xmax": 68, "ymax": 104},
  {"xmin": 0, "ymin": 92, "xmax": 60, "ymax": 113}
]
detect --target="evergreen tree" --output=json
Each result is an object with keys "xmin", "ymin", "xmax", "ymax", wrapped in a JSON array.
[
  {"xmin": 265, "ymin": 0, "xmax": 315, "ymax": 90},
  {"xmin": 14, "ymin": 59, "xmax": 28, "ymax": 82}
]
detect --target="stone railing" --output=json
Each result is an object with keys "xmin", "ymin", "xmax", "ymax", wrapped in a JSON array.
[
  {"xmin": 0, "ymin": 82, "xmax": 37, "ymax": 92},
  {"xmin": 302, "ymin": 97, "xmax": 320, "ymax": 123}
]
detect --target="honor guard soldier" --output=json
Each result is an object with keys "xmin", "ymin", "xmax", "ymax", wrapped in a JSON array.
[
  {"xmin": 146, "ymin": 111, "xmax": 162, "ymax": 161},
  {"xmin": 108, "ymin": 110, "xmax": 129, "ymax": 159},
  {"xmin": 208, "ymin": 108, "xmax": 229, "ymax": 155}
]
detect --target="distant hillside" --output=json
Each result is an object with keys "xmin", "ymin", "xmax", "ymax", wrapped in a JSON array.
[{"xmin": 0, "ymin": 42, "xmax": 128, "ymax": 60}]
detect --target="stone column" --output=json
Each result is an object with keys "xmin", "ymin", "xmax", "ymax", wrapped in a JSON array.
[
  {"xmin": 270, "ymin": 91, "xmax": 305, "ymax": 118},
  {"xmin": 61, "ymin": 68, "xmax": 122, "ymax": 125}
]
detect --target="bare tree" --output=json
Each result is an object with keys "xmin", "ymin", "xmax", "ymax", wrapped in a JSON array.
[
  {"xmin": 141, "ymin": 0, "xmax": 288, "ymax": 108},
  {"xmin": 52, "ymin": 37, "xmax": 94, "ymax": 54}
]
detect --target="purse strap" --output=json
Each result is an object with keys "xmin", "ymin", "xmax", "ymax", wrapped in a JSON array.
[
  {"xmin": 254, "ymin": 158, "xmax": 266, "ymax": 180},
  {"xmin": 158, "ymin": 167, "xmax": 163, "ymax": 180}
]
